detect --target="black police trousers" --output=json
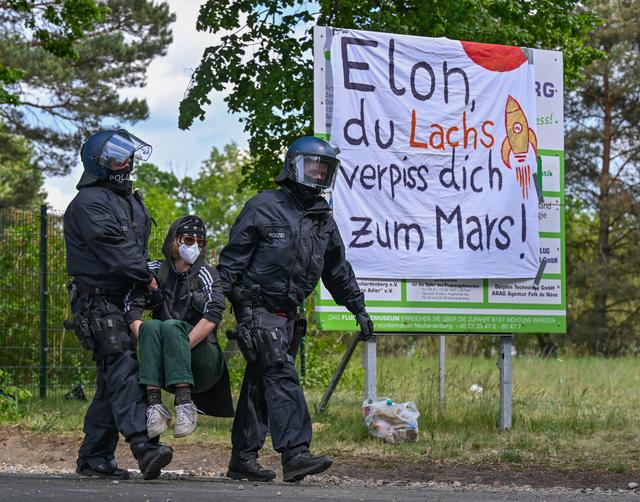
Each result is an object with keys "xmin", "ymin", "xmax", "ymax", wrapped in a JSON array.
[
  {"xmin": 231, "ymin": 308, "xmax": 311, "ymax": 463},
  {"xmin": 76, "ymin": 296, "xmax": 150, "ymax": 469}
]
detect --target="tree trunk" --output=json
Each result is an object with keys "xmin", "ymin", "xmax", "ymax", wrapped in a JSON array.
[{"xmin": 593, "ymin": 57, "xmax": 612, "ymax": 354}]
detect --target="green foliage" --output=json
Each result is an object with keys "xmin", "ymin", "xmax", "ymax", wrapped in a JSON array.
[
  {"xmin": 180, "ymin": 0, "xmax": 600, "ymax": 190},
  {"xmin": 0, "ymin": 1, "xmax": 174, "ymax": 175},
  {"xmin": 0, "ymin": 0, "xmax": 108, "ymax": 104},
  {"xmin": 0, "ymin": 207, "xmax": 85, "ymax": 396},
  {"xmin": 0, "ymin": 205, "xmax": 171, "ymax": 397},
  {"xmin": 302, "ymin": 332, "xmax": 363, "ymax": 389},
  {"xmin": 0, "ymin": 210, "xmax": 42, "ymax": 366},
  {"xmin": 185, "ymin": 143, "xmax": 256, "ymax": 252},
  {"xmin": 0, "ymin": 125, "xmax": 44, "ymax": 208},
  {"xmin": 565, "ymin": 0, "xmax": 640, "ymax": 355},
  {"xmin": 4, "ymin": 0, "xmax": 107, "ymax": 54},
  {"xmin": 0, "ymin": 63, "xmax": 25, "ymax": 105},
  {"xmin": 134, "ymin": 162, "xmax": 185, "ymax": 244},
  {"xmin": 134, "ymin": 143, "xmax": 256, "ymax": 255},
  {"xmin": 0, "ymin": 368, "xmax": 31, "ymax": 421}
]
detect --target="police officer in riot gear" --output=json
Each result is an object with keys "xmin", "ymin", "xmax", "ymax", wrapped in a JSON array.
[
  {"xmin": 64, "ymin": 129, "xmax": 173, "ymax": 480},
  {"xmin": 218, "ymin": 136, "xmax": 374, "ymax": 483}
]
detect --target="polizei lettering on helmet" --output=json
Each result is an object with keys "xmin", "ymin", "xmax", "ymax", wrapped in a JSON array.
[{"xmin": 109, "ymin": 173, "xmax": 132, "ymax": 183}]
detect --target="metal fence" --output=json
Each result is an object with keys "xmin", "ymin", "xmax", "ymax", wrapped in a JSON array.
[{"xmin": 0, "ymin": 205, "xmax": 165, "ymax": 399}]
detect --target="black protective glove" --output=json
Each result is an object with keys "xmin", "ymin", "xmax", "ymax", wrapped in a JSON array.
[
  {"xmin": 355, "ymin": 310, "xmax": 374, "ymax": 341},
  {"xmin": 145, "ymin": 287, "xmax": 164, "ymax": 309}
]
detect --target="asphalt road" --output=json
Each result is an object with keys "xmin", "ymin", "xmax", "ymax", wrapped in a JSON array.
[{"xmin": 1, "ymin": 474, "xmax": 638, "ymax": 502}]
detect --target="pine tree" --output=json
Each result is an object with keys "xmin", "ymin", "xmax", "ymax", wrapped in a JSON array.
[
  {"xmin": 0, "ymin": 125, "xmax": 43, "ymax": 208},
  {"xmin": 566, "ymin": 0, "xmax": 640, "ymax": 354},
  {"xmin": 0, "ymin": 1, "xmax": 175, "ymax": 176}
]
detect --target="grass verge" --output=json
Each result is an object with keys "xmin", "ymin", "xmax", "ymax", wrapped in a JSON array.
[{"xmin": 2, "ymin": 355, "xmax": 639, "ymax": 474}]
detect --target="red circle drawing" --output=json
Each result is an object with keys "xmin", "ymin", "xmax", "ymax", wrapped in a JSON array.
[{"xmin": 461, "ymin": 41, "xmax": 527, "ymax": 72}]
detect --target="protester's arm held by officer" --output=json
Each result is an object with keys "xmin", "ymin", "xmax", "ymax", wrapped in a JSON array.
[
  {"xmin": 129, "ymin": 319, "xmax": 143, "ymax": 338},
  {"xmin": 188, "ymin": 262, "xmax": 225, "ymax": 347},
  {"xmin": 127, "ymin": 282, "xmax": 225, "ymax": 344},
  {"xmin": 124, "ymin": 282, "xmax": 149, "ymax": 335},
  {"xmin": 186, "ymin": 318, "xmax": 216, "ymax": 348},
  {"xmin": 197, "ymin": 263, "xmax": 226, "ymax": 323}
]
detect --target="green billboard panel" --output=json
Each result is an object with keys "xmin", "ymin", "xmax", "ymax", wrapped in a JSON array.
[{"xmin": 313, "ymin": 27, "xmax": 565, "ymax": 334}]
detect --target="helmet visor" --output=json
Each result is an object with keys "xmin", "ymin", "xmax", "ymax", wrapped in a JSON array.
[
  {"xmin": 96, "ymin": 130, "xmax": 152, "ymax": 170},
  {"xmin": 293, "ymin": 154, "xmax": 339, "ymax": 191}
]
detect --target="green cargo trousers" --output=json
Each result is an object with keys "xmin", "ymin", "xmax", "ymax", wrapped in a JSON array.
[{"xmin": 138, "ymin": 319, "xmax": 223, "ymax": 394}]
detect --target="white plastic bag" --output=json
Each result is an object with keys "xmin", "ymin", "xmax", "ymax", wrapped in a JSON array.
[{"xmin": 362, "ymin": 397, "xmax": 420, "ymax": 443}]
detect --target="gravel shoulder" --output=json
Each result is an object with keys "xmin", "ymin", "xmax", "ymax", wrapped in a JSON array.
[{"xmin": 1, "ymin": 426, "xmax": 639, "ymax": 498}]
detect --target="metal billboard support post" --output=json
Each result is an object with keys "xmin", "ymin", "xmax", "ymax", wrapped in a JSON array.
[
  {"xmin": 439, "ymin": 335, "xmax": 446, "ymax": 408},
  {"xmin": 498, "ymin": 335, "xmax": 513, "ymax": 430},
  {"xmin": 317, "ymin": 332, "xmax": 515, "ymax": 431},
  {"xmin": 364, "ymin": 334, "xmax": 445, "ymax": 408},
  {"xmin": 363, "ymin": 336, "xmax": 377, "ymax": 402}
]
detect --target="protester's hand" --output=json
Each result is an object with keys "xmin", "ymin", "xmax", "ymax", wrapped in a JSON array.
[
  {"xmin": 355, "ymin": 310, "xmax": 374, "ymax": 341},
  {"xmin": 148, "ymin": 276, "xmax": 158, "ymax": 291},
  {"xmin": 129, "ymin": 320, "xmax": 143, "ymax": 338}
]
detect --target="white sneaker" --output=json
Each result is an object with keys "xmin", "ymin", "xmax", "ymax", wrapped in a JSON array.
[
  {"xmin": 173, "ymin": 402, "xmax": 201, "ymax": 438},
  {"xmin": 146, "ymin": 403, "xmax": 172, "ymax": 438}
]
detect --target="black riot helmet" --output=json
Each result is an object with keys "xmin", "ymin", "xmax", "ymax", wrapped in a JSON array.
[
  {"xmin": 276, "ymin": 136, "xmax": 340, "ymax": 192},
  {"xmin": 77, "ymin": 129, "xmax": 152, "ymax": 189}
]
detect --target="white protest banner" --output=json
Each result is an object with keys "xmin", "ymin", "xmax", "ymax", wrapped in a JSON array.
[{"xmin": 329, "ymin": 29, "xmax": 540, "ymax": 279}]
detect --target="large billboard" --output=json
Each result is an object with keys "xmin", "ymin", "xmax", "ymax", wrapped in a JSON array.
[{"xmin": 313, "ymin": 26, "xmax": 565, "ymax": 333}]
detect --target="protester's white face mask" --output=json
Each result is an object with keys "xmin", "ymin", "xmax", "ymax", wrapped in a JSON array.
[{"xmin": 178, "ymin": 242, "xmax": 200, "ymax": 264}]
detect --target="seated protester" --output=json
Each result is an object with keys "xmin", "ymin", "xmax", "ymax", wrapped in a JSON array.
[{"xmin": 126, "ymin": 215, "xmax": 234, "ymax": 438}]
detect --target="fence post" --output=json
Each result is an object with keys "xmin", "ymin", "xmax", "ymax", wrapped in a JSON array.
[{"xmin": 39, "ymin": 204, "xmax": 48, "ymax": 399}]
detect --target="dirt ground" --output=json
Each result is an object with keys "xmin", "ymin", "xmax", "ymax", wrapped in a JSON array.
[{"xmin": 1, "ymin": 426, "xmax": 638, "ymax": 490}]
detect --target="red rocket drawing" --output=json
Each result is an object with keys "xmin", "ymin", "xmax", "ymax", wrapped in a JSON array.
[{"xmin": 501, "ymin": 95, "xmax": 537, "ymax": 199}]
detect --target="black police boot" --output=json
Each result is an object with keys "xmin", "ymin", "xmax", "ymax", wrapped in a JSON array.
[
  {"xmin": 76, "ymin": 458, "xmax": 130, "ymax": 480},
  {"xmin": 226, "ymin": 457, "xmax": 276, "ymax": 482},
  {"xmin": 282, "ymin": 452, "xmax": 332, "ymax": 482},
  {"xmin": 131, "ymin": 441, "xmax": 173, "ymax": 480}
]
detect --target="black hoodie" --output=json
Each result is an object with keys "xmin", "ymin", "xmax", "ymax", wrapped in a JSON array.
[{"xmin": 124, "ymin": 216, "xmax": 225, "ymax": 329}]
